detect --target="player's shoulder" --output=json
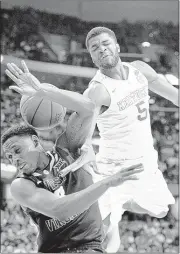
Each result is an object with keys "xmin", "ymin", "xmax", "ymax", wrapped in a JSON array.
[
  {"xmin": 11, "ymin": 178, "xmax": 36, "ymax": 200},
  {"xmin": 88, "ymin": 80, "xmax": 105, "ymax": 92},
  {"xmin": 130, "ymin": 60, "xmax": 158, "ymax": 82}
]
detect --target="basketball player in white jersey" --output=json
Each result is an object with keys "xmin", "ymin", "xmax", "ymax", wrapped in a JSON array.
[{"xmin": 81, "ymin": 27, "xmax": 179, "ymax": 252}]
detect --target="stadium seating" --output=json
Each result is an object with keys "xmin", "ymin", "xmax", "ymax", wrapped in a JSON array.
[{"xmin": 1, "ymin": 7, "xmax": 179, "ymax": 253}]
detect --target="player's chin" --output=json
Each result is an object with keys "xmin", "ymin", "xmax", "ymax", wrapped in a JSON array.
[
  {"xmin": 22, "ymin": 166, "xmax": 34, "ymax": 175},
  {"xmin": 101, "ymin": 60, "xmax": 114, "ymax": 69}
]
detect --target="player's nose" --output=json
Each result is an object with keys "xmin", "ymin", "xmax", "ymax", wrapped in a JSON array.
[
  {"xmin": 99, "ymin": 45, "xmax": 106, "ymax": 53},
  {"xmin": 12, "ymin": 156, "xmax": 22, "ymax": 167}
]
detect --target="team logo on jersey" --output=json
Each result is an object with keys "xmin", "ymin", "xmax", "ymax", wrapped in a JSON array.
[
  {"xmin": 43, "ymin": 155, "xmax": 68, "ymax": 192},
  {"xmin": 43, "ymin": 177, "xmax": 65, "ymax": 192},
  {"xmin": 117, "ymin": 86, "xmax": 148, "ymax": 111},
  {"xmin": 45, "ymin": 212, "xmax": 82, "ymax": 232},
  {"xmin": 134, "ymin": 70, "xmax": 146, "ymax": 84},
  {"xmin": 53, "ymin": 157, "xmax": 68, "ymax": 176}
]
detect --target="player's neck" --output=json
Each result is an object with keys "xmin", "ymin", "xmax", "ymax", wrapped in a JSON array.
[{"xmin": 100, "ymin": 59, "xmax": 127, "ymax": 80}]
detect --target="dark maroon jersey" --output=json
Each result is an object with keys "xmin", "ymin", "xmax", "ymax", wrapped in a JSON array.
[{"xmin": 17, "ymin": 145, "xmax": 104, "ymax": 253}]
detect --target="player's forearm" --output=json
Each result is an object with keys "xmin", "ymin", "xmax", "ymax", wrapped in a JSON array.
[
  {"xmin": 66, "ymin": 108, "xmax": 99, "ymax": 152},
  {"xmin": 52, "ymin": 177, "xmax": 110, "ymax": 221},
  {"xmin": 83, "ymin": 88, "xmax": 101, "ymax": 141},
  {"xmin": 149, "ymin": 78, "xmax": 179, "ymax": 106},
  {"xmin": 39, "ymin": 83, "xmax": 95, "ymax": 115}
]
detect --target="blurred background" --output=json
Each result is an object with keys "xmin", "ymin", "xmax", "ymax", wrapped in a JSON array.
[{"xmin": 1, "ymin": 0, "xmax": 179, "ymax": 253}]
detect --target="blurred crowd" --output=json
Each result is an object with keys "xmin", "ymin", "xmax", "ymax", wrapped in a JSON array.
[
  {"xmin": 1, "ymin": 6, "xmax": 179, "ymax": 253},
  {"xmin": 1, "ymin": 7, "xmax": 179, "ymax": 74}
]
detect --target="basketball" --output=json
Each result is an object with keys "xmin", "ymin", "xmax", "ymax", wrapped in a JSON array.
[{"xmin": 20, "ymin": 95, "xmax": 66, "ymax": 130}]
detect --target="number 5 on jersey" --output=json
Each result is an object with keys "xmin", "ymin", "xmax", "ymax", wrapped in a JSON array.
[{"xmin": 136, "ymin": 101, "xmax": 147, "ymax": 121}]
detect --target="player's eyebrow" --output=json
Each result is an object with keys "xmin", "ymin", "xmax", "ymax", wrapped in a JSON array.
[
  {"xmin": 90, "ymin": 43, "xmax": 98, "ymax": 49},
  {"xmin": 102, "ymin": 40, "xmax": 109, "ymax": 43},
  {"xmin": 7, "ymin": 144, "xmax": 17, "ymax": 151},
  {"xmin": 90, "ymin": 39, "xmax": 109, "ymax": 50}
]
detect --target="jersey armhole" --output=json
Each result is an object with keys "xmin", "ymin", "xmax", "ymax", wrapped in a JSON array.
[{"xmin": 88, "ymin": 80, "xmax": 112, "ymax": 116}]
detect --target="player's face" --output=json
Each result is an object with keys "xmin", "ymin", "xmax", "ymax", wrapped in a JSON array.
[
  {"xmin": 3, "ymin": 135, "xmax": 40, "ymax": 175},
  {"xmin": 88, "ymin": 33, "xmax": 120, "ymax": 69}
]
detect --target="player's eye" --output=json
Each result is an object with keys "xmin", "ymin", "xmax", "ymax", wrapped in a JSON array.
[
  {"xmin": 14, "ymin": 148, "xmax": 21, "ymax": 154},
  {"xmin": 6, "ymin": 154, "xmax": 12, "ymax": 160},
  {"xmin": 92, "ymin": 46, "xmax": 98, "ymax": 51}
]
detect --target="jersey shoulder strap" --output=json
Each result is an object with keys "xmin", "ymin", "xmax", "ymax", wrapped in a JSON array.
[{"xmin": 89, "ymin": 70, "xmax": 106, "ymax": 86}]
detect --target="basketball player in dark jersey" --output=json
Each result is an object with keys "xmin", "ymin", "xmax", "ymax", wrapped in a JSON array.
[{"xmin": 2, "ymin": 125, "xmax": 142, "ymax": 253}]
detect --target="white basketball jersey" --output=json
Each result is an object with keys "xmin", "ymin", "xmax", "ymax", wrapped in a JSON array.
[{"xmin": 91, "ymin": 62, "xmax": 158, "ymax": 163}]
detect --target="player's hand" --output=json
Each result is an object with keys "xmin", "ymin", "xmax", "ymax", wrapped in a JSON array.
[
  {"xmin": 5, "ymin": 60, "xmax": 42, "ymax": 96},
  {"xmin": 60, "ymin": 143, "xmax": 96, "ymax": 177},
  {"xmin": 107, "ymin": 163, "xmax": 144, "ymax": 187}
]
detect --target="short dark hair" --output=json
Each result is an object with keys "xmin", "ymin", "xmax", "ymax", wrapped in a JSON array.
[
  {"xmin": 86, "ymin": 27, "xmax": 117, "ymax": 49},
  {"xmin": 1, "ymin": 124, "xmax": 38, "ymax": 145}
]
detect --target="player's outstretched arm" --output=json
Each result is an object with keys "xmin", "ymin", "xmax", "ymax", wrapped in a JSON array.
[
  {"xmin": 5, "ymin": 61, "xmax": 95, "ymax": 116},
  {"xmin": 40, "ymin": 82, "xmax": 96, "ymax": 116},
  {"xmin": 131, "ymin": 60, "xmax": 179, "ymax": 107},
  {"xmin": 11, "ymin": 164, "xmax": 143, "ymax": 221}
]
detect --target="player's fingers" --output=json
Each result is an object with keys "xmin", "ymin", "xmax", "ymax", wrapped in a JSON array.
[
  {"xmin": 21, "ymin": 60, "xmax": 29, "ymax": 73},
  {"xmin": 11, "ymin": 63, "xmax": 23, "ymax": 75},
  {"xmin": 9, "ymin": 86, "xmax": 23, "ymax": 95},
  {"xmin": 7, "ymin": 63, "xmax": 19, "ymax": 77},
  {"xmin": 123, "ymin": 175, "xmax": 139, "ymax": 181},
  {"xmin": 122, "ymin": 168, "xmax": 143, "ymax": 177},
  {"xmin": 5, "ymin": 69, "xmax": 19, "ymax": 84},
  {"xmin": 120, "ymin": 163, "xmax": 143, "ymax": 173}
]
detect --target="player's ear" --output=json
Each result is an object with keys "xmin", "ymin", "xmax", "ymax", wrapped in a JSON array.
[
  {"xmin": 116, "ymin": 44, "xmax": 120, "ymax": 53},
  {"xmin": 32, "ymin": 135, "xmax": 39, "ymax": 147}
]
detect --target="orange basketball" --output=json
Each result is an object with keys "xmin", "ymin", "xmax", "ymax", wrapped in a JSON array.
[{"xmin": 20, "ymin": 95, "xmax": 66, "ymax": 130}]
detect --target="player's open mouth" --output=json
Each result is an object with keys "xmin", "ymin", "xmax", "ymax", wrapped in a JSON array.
[{"xmin": 102, "ymin": 54, "xmax": 110, "ymax": 59}]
